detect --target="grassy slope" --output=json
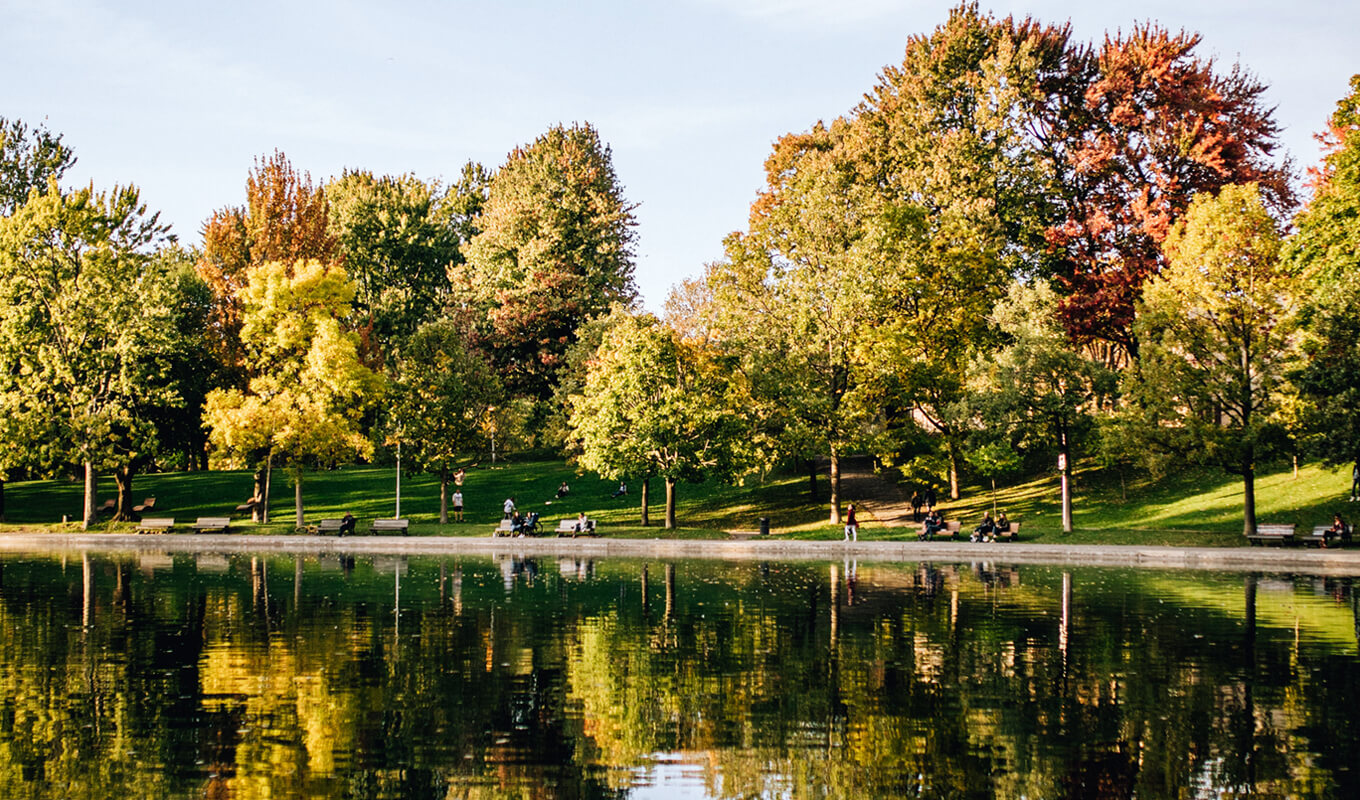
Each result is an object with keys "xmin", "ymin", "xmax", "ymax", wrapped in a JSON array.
[{"xmin": 2, "ymin": 457, "xmax": 1354, "ymax": 544}]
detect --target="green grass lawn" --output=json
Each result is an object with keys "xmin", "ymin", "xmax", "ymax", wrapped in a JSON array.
[{"xmin": 2, "ymin": 456, "xmax": 1354, "ymax": 545}]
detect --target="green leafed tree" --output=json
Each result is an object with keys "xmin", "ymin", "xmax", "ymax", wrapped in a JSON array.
[
  {"xmin": 1127, "ymin": 184, "xmax": 1296, "ymax": 536},
  {"xmin": 203, "ymin": 260, "xmax": 383, "ymax": 525},
  {"xmin": 326, "ymin": 170, "xmax": 467, "ymax": 358},
  {"xmin": 391, "ymin": 319, "xmax": 503, "ymax": 523},
  {"xmin": 0, "ymin": 116, "xmax": 76, "ymax": 215},
  {"xmin": 458, "ymin": 123, "xmax": 638, "ymax": 400},
  {"xmin": 970, "ymin": 280, "xmax": 1116, "ymax": 531},
  {"xmin": 0, "ymin": 180, "xmax": 178, "ymax": 527},
  {"xmin": 1286, "ymin": 75, "xmax": 1360, "ymax": 488},
  {"xmin": 567, "ymin": 311, "xmax": 744, "ymax": 529}
]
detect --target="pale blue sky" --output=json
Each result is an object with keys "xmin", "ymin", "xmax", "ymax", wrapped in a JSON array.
[{"xmin": 3, "ymin": 0, "xmax": 1355, "ymax": 308}]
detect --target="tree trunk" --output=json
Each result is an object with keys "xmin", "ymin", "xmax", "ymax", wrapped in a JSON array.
[
  {"xmin": 294, "ymin": 469, "xmax": 304, "ymax": 527},
  {"xmin": 640, "ymin": 477, "xmax": 650, "ymax": 527},
  {"xmin": 947, "ymin": 444, "xmax": 960, "ymax": 501},
  {"xmin": 439, "ymin": 464, "xmax": 450, "ymax": 525},
  {"xmin": 664, "ymin": 477, "xmax": 676, "ymax": 530},
  {"xmin": 1242, "ymin": 457, "xmax": 1257, "ymax": 538},
  {"xmin": 829, "ymin": 451, "xmax": 842, "ymax": 525},
  {"xmin": 807, "ymin": 458, "xmax": 818, "ymax": 502},
  {"xmin": 0, "ymin": 479, "xmax": 5, "ymax": 523},
  {"xmin": 82, "ymin": 461, "xmax": 97, "ymax": 530},
  {"xmin": 114, "ymin": 464, "xmax": 134, "ymax": 522},
  {"xmin": 1059, "ymin": 428, "xmax": 1073, "ymax": 533},
  {"xmin": 252, "ymin": 469, "xmax": 265, "ymax": 523},
  {"xmin": 262, "ymin": 455, "xmax": 272, "ymax": 524}
]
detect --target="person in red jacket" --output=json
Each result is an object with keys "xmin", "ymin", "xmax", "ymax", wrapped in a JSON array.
[{"xmin": 843, "ymin": 503, "xmax": 858, "ymax": 542}]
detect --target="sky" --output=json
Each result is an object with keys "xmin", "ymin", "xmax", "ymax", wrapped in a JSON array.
[{"xmin": 3, "ymin": 0, "xmax": 1356, "ymax": 309}]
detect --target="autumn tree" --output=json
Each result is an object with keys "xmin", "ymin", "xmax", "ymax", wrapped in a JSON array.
[
  {"xmin": 567, "ymin": 311, "xmax": 744, "ymax": 529},
  {"xmin": 390, "ymin": 319, "xmax": 502, "ymax": 523},
  {"xmin": 458, "ymin": 123, "xmax": 637, "ymax": 400},
  {"xmin": 706, "ymin": 117, "xmax": 883, "ymax": 524},
  {"xmin": 198, "ymin": 151, "xmax": 337, "ymax": 385},
  {"xmin": 1286, "ymin": 74, "xmax": 1360, "ymax": 487},
  {"xmin": 203, "ymin": 260, "xmax": 382, "ymax": 525},
  {"xmin": 1041, "ymin": 26, "xmax": 1292, "ymax": 361},
  {"xmin": 0, "ymin": 181, "xmax": 178, "ymax": 527},
  {"xmin": 1127, "ymin": 184, "xmax": 1295, "ymax": 536}
]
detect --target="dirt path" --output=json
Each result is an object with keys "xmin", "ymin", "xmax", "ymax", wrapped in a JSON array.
[{"xmin": 837, "ymin": 456, "xmax": 918, "ymax": 529}]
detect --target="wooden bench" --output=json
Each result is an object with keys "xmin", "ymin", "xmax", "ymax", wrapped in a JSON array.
[
  {"xmin": 493, "ymin": 519, "xmax": 514, "ymax": 536},
  {"xmin": 1304, "ymin": 524, "xmax": 1351, "ymax": 548},
  {"xmin": 1247, "ymin": 523, "xmax": 1296, "ymax": 546},
  {"xmin": 304, "ymin": 518, "xmax": 349, "ymax": 536},
  {"xmin": 191, "ymin": 516, "xmax": 231, "ymax": 534},
  {"xmin": 995, "ymin": 522, "xmax": 1021, "ymax": 542},
  {"xmin": 136, "ymin": 517, "xmax": 175, "ymax": 533},
  {"xmin": 557, "ymin": 518, "xmax": 598, "ymax": 537},
  {"xmin": 920, "ymin": 520, "xmax": 961, "ymax": 540},
  {"xmin": 133, "ymin": 497, "xmax": 157, "ymax": 515},
  {"xmin": 370, "ymin": 518, "xmax": 410, "ymax": 535},
  {"xmin": 234, "ymin": 495, "xmax": 262, "ymax": 515},
  {"xmin": 97, "ymin": 498, "xmax": 116, "ymax": 516}
]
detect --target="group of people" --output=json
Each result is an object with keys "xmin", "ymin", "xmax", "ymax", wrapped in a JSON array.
[
  {"xmin": 969, "ymin": 511, "xmax": 1010, "ymax": 543},
  {"xmin": 1323, "ymin": 512, "xmax": 1351, "ymax": 547},
  {"xmin": 909, "ymin": 487, "xmax": 939, "ymax": 522}
]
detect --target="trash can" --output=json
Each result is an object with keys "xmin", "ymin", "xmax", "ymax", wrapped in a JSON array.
[{"xmin": 759, "ymin": 517, "xmax": 770, "ymax": 536}]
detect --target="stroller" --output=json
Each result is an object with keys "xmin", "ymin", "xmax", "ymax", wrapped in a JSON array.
[{"xmin": 512, "ymin": 512, "xmax": 541, "ymax": 536}]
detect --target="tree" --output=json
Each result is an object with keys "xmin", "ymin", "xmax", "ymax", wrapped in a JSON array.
[
  {"xmin": 1286, "ymin": 74, "xmax": 1360, "ymax": 487},
  {"xmin": 971, "ymin": 280, "xmax": 1116, "ymax": 531},
  {"xmin": 567, "ymin": 311, "xmax": 743, "ymax": 529},
  {"xmin": 0, "ymin": 180, "xmax": 177, "ymax": 527},
  {"xmin": 198, "ymin": 151, "xmax": 337, "ymax": 386},
  {"xmin": 390, "ymin": 320, "xmax": 502, "ymax": 523},
  {"xmin": 327, "ymin": 171, "xmax": 466, "ymax": 358},
  {"xmin": 458, "ymin": 123, "xmax": 638, "ymax": 399},
  {"xmin": 203, "ymin": 260, "xmax": 382, "ymax": 525},
  {"xmin": 1042, "ymin": 26, "xmax": 1292, "ymax": 361},
  {"xmin": 0, "ymin": 116, "xmax": 76, "ymax": 215},
  {"xmin": 1128, "ymin": 184, "xmax": 1295, "ymax": 536}
]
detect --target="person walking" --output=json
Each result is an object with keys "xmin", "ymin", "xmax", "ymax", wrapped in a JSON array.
[
  {"xmin": 503, "ymin": 497, "xmax": 515, "ymax": 519},
  {"xmin": 843, "ymin": 503, "xmax": 858, "ymax": 542},
  {"xmin": 452, "ymin": 489, "xmax": 464, "ymax": 522}
]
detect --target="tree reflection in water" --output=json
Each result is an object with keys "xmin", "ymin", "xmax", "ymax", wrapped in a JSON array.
[{"xmin": 0, "ymin": 553, "xmax": 1356, "ymax": 799}]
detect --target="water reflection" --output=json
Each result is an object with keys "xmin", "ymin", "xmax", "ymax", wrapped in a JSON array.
[{"xmin": 0, "ymin": 552, "xmax": 1357, "ymax": 798}]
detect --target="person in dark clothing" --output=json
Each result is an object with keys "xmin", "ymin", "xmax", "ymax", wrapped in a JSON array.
[
  {"xmin": 339, "ymin": 513, "xmax": 356, "ymax": 536},
  {"xmin": 843, "ymin": 503, "xmax": 859, "ymax": 541},
  {"xmin": 920, "ymin": 509, "xmax": 944, "ymax": 540},
  {"xmin": 924, "ymin": 487, "xmax": 938, "ymax": 511},
  {"xmin": 971, "ymin": 512, "xmax": 996, "ymax": 543},
  {"xmin": 910, "ymin": 491, "xmax": 923, "ymax": 522}
]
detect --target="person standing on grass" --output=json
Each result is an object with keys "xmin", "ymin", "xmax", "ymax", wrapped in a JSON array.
[
  {"xmin": 844, "ymin": 503, "xmax": 858, "ymax": 542},
  {"xmin": 452, "ymin": 490, "xmax": 464, "ymax": 522},
  {"xmin": 1352, "ymin": 463, "xmax": 1359, "ymax": 502},
  {"xmin": 503, "ymin": 497, "xmax": 515, "ymax": 518},
  {"xmin": 925, "ymin": 486, "xmax": 937, "ymax": 511}
]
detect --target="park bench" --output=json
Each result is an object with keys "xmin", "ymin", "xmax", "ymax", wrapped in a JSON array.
[
  {"xmin": 133, "ymin": 497, "xmax": 156, "ymax": 515},
  {"xmin": 493, "ymin": 519, "xmax": 514, "ymax": 536},
  {"xmin": 304, "ymin": 518, "xmax": 349, "ymax": 536},
  {"xmin": 995, "ymin": 521, "xmax": 1022, "ymax": 542},
  {"xmin": 97, "ymin": 498, "xmax": 116, "ymax": 516},
  {"xmin": 235, "ymin": 495, "xmax": 262, "ymax": 515},
  {"xmin": 557, "ymin": 518, "xmax": 598, "ymax": 537},
  {"xmin": 1246, "ymin": 523, "xmax": 1296, "ymax": 546},
  {"xmin": 370, "ymin": 518, "xmax": 409, "ymax": 535},
  {"xmin": 1304, "ymin": 524, "xmax": 1351, "ymax": 548},
  {"xmin": 920, "ymin": 520, "xmax": 961, "ymax": 540},
  {"xmin": 136, "ymin": 517, "xmax": 175, "ymax": 533},
  {"xmin": 191, "ymin": 516, "xmax": 231, "ymax": 534}
]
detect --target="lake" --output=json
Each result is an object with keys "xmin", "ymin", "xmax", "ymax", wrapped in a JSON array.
[{"xmin": 0, "ymin": 550, "xmax": 1356, "ymax": 799}]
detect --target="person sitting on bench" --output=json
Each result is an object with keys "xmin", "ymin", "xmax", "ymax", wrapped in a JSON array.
[
  {"xmin": 971, "ymin": 512, "xmax": 996, "ymax": 543},
  {"xmin": 920, "ymin": 509, "xmax": 945, "ymax": 540},
  {"xmin": 1324, "ymin": 513, "xmax": 1349, "ymax": 548},
  {"xmin": 339, "ymin": 513, "xmax": 356, "ymax": 535}
]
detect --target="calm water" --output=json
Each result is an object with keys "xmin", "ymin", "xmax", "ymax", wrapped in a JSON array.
[{"xmin": 0, "ymin": 551, "xmax": 1357, "ymax": 799}]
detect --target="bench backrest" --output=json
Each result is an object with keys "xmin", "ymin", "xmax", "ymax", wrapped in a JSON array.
[
  {"xmin": 195, "ymin": 517, "xmax": 231, "ymax": 526},
  {"xmin": 138, "ymin": 517, "xmax": 174, "ymax": 528},
  {"xmin": 317, "ymin": 518, "xmax": 345, "ymax": 529},
  {"xmin": 1253, "ymin": 524, "xmax": 1296, "ymax": 536},
  {"xmin": 373, "ymin": 519, "xmax": 409, "ymax": 529}
]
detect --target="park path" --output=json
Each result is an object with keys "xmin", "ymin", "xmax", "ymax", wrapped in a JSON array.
[{"xmin": 838, "ymin": 456, "xmax": 919, "ymax": 529}]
